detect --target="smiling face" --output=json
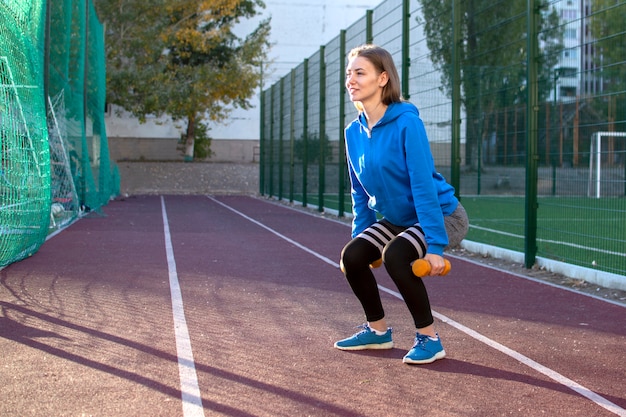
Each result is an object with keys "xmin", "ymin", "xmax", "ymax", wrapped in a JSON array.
[{"xmin": 345, "ymin": 56, "xmax": 388, "ymax": 108}]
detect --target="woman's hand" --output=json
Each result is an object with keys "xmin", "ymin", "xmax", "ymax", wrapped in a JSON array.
[{"xmin": 424, "ymin": 253, "xmax": 445, "ymax": 276}]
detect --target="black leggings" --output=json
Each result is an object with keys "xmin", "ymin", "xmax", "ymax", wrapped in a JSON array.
[{"xmin": 340, "ymin": 220, "xmax": 434, "ymax": 329}]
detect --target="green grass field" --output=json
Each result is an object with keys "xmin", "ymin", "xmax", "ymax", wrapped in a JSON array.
[{"xmin": 462, "ymin": 196, "xmax": 626, "ymax": 274}]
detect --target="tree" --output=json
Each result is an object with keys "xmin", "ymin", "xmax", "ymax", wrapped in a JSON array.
[
  {"xmin": 418, "ymin": 0, "xmax": 562, "ymax": 169},
  {"xmin": 590, "ymin": 0, "xmax": 626, "ymax": 92},
  {"xmin": 93, "ymin": 0, "xmax": 271, "ymax": 160},
  {"xmin": 589, "ymin": 0, "xmax": 626, "ymax": 127}
]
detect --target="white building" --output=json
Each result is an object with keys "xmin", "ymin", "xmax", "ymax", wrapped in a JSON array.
[
  {"xmin": 551, "ymin": 0, "xmax": 581, "ymax": 101},
  {"xmin": 106, "ymin": 0, "xmax": 383, "ymax": 163}
]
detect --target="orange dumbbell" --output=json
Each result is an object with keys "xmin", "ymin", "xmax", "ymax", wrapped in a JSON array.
[
  {"xmin": 370, "ymin": 257, "xmax": 451, "ymax": 276},
  {"xmin": 342, "ymin": 257, "xmax": 450, "ymax": 277},
  {"xmin": 412, "ymin": 258, "xmax": 451, "ymax": 277}
]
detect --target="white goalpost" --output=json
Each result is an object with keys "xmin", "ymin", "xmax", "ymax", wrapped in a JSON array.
[{"xmin": 587, "ymin": 131, "xmax": 626, "ymax": 198}]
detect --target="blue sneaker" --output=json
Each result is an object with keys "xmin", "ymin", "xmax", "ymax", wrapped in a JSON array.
[
  {"xmin": 402, "ymin": 333, "xmax": 446, "ymax": 364},
  {"xmin": 334, "ymin": 324, "xmax": 393, "ymax": 350}
]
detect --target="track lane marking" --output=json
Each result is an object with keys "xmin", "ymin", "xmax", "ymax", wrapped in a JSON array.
[
  {"xmin": 209, "ymin": 196, "xmax": 626, "ymax": 417},
  {"xmin": 207, "ymin": 197, "xmax": 337, "ymax": 268},
  {"xmin": 161, "ymin": 197, "xmax": 205, "ymax": 417}
]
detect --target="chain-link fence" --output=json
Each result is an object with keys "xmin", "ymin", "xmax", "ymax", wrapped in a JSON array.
[
  {"xmin": 259, "ymin": 0, "xmax": 626, "ymax": 285},
  {"xmin": 0, "ymin": 0, "xmax": 118, "ymax": 267}
]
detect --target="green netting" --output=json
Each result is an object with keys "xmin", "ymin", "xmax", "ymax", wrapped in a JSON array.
[
  {"xmin": 0, "ymin": 1, "xmax": 50, "ymax": 263},
  {"xmin": 260, "ymin": 0, "xmax": 626, "ymax": 280},
  {"xmin": 1, "ymin": 0, "xmax": 119, "ymax": 268}
]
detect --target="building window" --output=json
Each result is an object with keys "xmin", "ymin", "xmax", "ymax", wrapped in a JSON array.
[
  {"xmin": 561, "ymin": 9, "xmax": 577, "ymax": 21},
  {"xmin": 565, "ymin": 28, "xmax": 577, "ymax": 39},
  {"xmin": 563, "ymin": 49, "xmax": 578, "ymax": 59},
  {"xmin": 561, "ymin": 86, "xmax": 577, "ymax": 97}
]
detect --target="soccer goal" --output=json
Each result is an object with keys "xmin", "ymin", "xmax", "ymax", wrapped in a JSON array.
[{"xmin": 587, "ymin": 131, "xmax": 626, "ymax": 198}]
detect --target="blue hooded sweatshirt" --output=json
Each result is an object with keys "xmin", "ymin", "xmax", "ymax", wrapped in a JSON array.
[{"xmin": 345, "ymin": 101, "xmax": 458, "ymax": 256}]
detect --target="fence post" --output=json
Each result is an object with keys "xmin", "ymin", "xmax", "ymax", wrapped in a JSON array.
[
  {"xmin": 366, "ymin": 10, "xmax": 373, "ymax": 44},
  {"xmin": 290, "ymin": 69, "xmax": 296, "ymax": 203},
  {"xmin": 451, "ymin": 0, "xmax": 462, "ymax": 198},
  {"xmin": 318, "ymin": 46, "xmax": 326, "ymax": 212},
  {"xmin": 338, "ymin": 30, "xmax": 347, "ymax": 217},
  {"xmin": 402, "ymin": 0, "xmax": 410, "ymax": 99},
  {"xmin": 259, "ymin": 83, "xmax": 265, "ymax": 195},
  {"xmin": 269, "ymin": 84, "xmax": 276, "ymax": 197},
  {"xmin": 84, "ymin": 0, "xmax": 89, "ymax": 139},
  {"xmin": 44, "ymin": 0, "xmax": 51, "ymax": 115},
  {"xmin": 278, "ymin": 77, "xmax": 285, "ymax": 200},
  {"xmin": 80, "ymin": 0, "xmax": 89, "ymax": 206},
  {"xmin": 302, "ymin": 59, "xmax": 309, "ymax": 207},
  {"xmin": 525, "ymin": 0, "xmax": 539, "ymax": 268}
]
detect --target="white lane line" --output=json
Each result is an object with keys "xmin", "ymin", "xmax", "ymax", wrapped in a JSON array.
[
  {"xmin": 433, "ymin": 312, "xmax": 626, "ymax": 417},
  {"xmin": 207, "ymin": 196, "xmax": 337, "ymax": 268},
  {"xmin": 161, "ymin": 197, "xmax": 205, "ymax": 417},
  {"xmin": 209, "ymin": 196, "xmax": 626, "ymax": 417}
]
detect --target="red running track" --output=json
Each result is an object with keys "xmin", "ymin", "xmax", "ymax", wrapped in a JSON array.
[{"xmin": 0, "ymin": 195, "xmax": 624, "ymax": 417}]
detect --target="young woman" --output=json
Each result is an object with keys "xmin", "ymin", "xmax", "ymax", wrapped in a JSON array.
[{"xmin": 335, "ymin": 44, "xmax": 469, "ymax": 364}]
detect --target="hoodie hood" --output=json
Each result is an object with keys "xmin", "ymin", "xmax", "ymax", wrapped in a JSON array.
[{"xmin": 355, "ymin": 101, "xmax": 419, "ymax": 134}]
